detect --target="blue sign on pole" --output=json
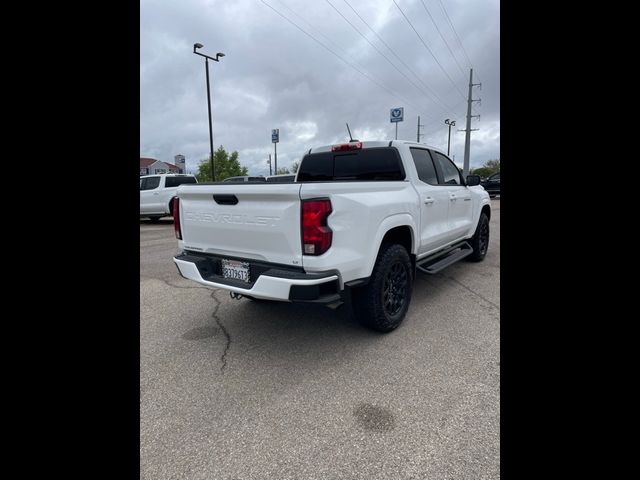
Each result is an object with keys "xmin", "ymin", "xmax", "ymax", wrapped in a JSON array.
[
  {"xmin": 272, "ymin": 128, "xmax": 279, "ymax": 143},
  {"xmin": 390, "ymin": 107, "xmax": 404, "ymax": 123}
]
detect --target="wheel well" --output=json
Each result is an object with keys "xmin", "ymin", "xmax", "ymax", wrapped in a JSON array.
[
  {"xmin": 380, "ymin": 225, "xmax": 415, "ymax": 278},
  {"xmin": 481, "ymin": 205, "xmax": 491, "ymax": 221},
  {"xmin": 381, "ymin": 226, "xmax": 413, "ymax": 253}
]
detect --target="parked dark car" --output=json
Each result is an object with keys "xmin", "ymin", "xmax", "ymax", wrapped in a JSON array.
[{"xmin": 481, "ymin": 172, "xmax": 500, "ymax": 197}]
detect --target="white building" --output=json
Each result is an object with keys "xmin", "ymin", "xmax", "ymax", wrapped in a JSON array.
[{"xmin": 140, "ymin": 155, "xmax": 186, "ymax": 176}]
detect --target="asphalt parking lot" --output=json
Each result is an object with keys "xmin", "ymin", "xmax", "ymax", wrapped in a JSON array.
[{"xmin": 140, "ymin": 199, "xmax": 500, "ymax": 479}]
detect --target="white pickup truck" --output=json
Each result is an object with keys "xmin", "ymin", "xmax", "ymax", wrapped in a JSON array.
[
  {"xmin": 173, "ymin": 140, "xmax": 491, "ymax": 332},
  {"xmin": 140, "ymin": 174, "xmax": 197, "ymax": 222}
]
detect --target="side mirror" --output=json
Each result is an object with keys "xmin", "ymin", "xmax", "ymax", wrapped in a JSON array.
[{"xmin": 466, "ymin": 175, "xmax": 481, "ymax": 186}]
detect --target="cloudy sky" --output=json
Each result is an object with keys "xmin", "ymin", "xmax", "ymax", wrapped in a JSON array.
[{"xmin": 141, "ymin": 0, "xmax": 499, "ymax": 175}]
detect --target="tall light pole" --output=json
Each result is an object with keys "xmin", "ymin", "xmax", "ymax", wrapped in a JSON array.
[
  {"xmin": 444, "ymin": 118, "xmax": 456, "ymax": 156},
  {"xmin": 193, "ymin": 43, "xmax": 225, "ymax": 181}
]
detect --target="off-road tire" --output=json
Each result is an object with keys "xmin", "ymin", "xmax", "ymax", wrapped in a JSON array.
[
  {"xmin": 352, "ymin": 243, "xmax": 413, "ymax": 333},
  {"xmin": 467, "ymin": 212, "xmax": 490, "ymax": 262}
]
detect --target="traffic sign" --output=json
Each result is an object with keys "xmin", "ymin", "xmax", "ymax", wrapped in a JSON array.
[
  {"xmin": 390, "ymin": 107, "xmax": 404, "ymax": 123},
  {"xmin": 272, "ymin": 129, "xmax": 279, "ymax": 143}
]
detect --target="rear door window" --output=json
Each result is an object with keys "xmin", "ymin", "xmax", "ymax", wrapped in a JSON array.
[
  {"xmin": 409, "ymin": 148, "xmax": 439, "ymax": 185},
  {"xmin": 140, "ymin": 176, "xmax": 160, "ymax": 190}
]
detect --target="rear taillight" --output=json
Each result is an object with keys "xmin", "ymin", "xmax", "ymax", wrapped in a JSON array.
[
  {"xmin": 302, "ymin": 199, "xmax": 332, "ymax": 255},
  {"xmin": 173, "ymin": 197, "xmax": 182, "ymax": 239},
  {"xmin": 331, "ymin": 142, "xmax": 362, "ymax": 152}
]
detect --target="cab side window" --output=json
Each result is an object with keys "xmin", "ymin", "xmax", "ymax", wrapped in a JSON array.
[
  {"xmin": 431, "ymin": 151, "xmax": 462, "ymax": 185},
  {"xmin": 409, "ymin": 148, "xmax": 439, "ymax": 185},
  {"xmin": 140, "ymin": 176, "xmax": 160, "ymax": 190}
]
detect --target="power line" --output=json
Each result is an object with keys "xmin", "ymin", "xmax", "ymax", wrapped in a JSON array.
[
  {"xmin": 392, "ymin": 0, "xmax": 466, "ymax": 100},
  {"xmin": 273, "ymin": 0, "xmax": 354, "ymax": 66},
  {"xmin": 341, "ymin": 0, "xmax": 454, "ymax": 115},
  {"xmin": 323, "ymin": 0, "xmax": 440, "ymax": 120},
  {"xmin": 260, "ymin": 0, "xmax": 424, "ymax": 112},
  {"xmin": 418, "ymin": 0, "xmax": 466, "ymax": 79},
  {"xmin": 420, "ymin": 97, "xmax": 468, "ymax": 135},
  {"xmin": 436, "ymin": 0, "xmax": 480, "ymax": 82}
]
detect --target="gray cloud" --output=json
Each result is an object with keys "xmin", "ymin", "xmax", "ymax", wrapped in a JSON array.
[{"xmin": 141, "ymin": 0, "xmax": 499, "ymax": 175}]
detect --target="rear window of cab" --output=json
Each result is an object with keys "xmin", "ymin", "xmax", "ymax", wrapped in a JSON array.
[{"xmin": 297, "ymin": 147, "xmax": 405, "ymax": 182}]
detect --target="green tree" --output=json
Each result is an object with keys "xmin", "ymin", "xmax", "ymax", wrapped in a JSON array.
[
  {"xmin": 276, "ymin": 167, "xmax": 290, "ymax": 175},
  {"xmin": 485, "ymin": 159, "xmax": 500, "ymax": 170},
  {"xmin": 470, "ymin": 167, "xmax": 494, "ymax": 179},
  {"xmin": 291, "ymin": 161, "xmax": 299, "ymax": 174},
  {"xmin": 196, "ymin": 145, "xmax": 248, "ymax": 182},
  {"xmin": 470, "ymin": 158, "xmax": 500, "ymax": 179}
]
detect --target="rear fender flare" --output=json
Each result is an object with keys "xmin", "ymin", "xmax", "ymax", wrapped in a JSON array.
[{"xmin": 363, "ymin": 214, "xmax": 417, "ymax": 279}]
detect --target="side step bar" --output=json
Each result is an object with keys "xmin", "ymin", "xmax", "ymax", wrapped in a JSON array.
[{"xmin": 416, "ymin": 242, "xmax": 473, "ymax": 274}]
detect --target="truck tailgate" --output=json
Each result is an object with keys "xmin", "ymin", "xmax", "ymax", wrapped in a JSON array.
[{"xmin": 177, "ymin": 183, "xmax": 303, "ymax": 267}]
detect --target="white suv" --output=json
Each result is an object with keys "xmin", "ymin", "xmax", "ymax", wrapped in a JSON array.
[{"xmin": 140, "ymin": 174, "xmax": 197, "ymax": 221}]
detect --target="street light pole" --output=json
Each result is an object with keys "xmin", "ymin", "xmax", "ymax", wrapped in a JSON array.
[
  {"xmin": 193, "ymin": 43, "xmax": 225, "ymax": 181},
  {"xmin": 204, "ymin": 57, "xmax": 214, "ymax": 181},
  {"xmin": 444, "ymin": 119, "xmax": 456, "ymax": 156}
]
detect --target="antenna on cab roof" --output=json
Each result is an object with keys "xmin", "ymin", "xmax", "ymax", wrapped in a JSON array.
[{"xmin": 346, "ymin": 123, "xmax": 359, "ymax": 142}]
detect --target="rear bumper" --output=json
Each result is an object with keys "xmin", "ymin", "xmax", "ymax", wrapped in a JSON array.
[{"xmin": 173, "ymin": 252, "xmax": 341, "ymax": 303}]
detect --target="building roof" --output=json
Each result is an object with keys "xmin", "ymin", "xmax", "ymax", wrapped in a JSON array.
[
  {"xmin": 140, "ymin": 157, "xmax": 158, "ymax": 168},
  {"xmin": 140, "ymin": 157, "xmax": 182, "ymax": 171}
]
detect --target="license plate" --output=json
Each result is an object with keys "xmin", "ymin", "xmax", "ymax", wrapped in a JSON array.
[{"xmin": 221, "ymin": 259, "xmax": 250, "ymax": 283}]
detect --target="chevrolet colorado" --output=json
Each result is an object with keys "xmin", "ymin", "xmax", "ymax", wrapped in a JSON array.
[{"xmin": 173, "ymin": 140, "xmax": 491, "ymax": 332}]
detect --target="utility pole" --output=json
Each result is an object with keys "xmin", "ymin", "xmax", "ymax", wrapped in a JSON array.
[
  {"xmin": 460, "ymin": 68, "xmax": 481, "ymax": 177},
  {"xmin": 274, "ymin": 143, "xmax": 277, "ymax": 174},
  {"xmin": 417, "ymin": 116, "xmax": 425, "ymax": 142},
  {"xmin": 268, "ymin": 154, "xmax": 272, "ymax": 176}
]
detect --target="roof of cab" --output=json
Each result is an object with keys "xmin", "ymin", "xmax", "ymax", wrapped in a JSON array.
[{"xmin": 308, "ymin": 140, "xmax": 446, "ymax": 155}]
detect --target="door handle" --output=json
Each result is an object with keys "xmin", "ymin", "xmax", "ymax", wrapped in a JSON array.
[
  {"xmin": 153, "ymin": 192, "xmax": 159, "ymax": 195},
  {"xmin": 424, "ymin": 197, "xmax": 435, "ymax": 204}
]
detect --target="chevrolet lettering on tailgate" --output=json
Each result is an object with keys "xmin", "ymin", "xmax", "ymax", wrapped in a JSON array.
[{"xmin": 185, "ymin": 212, "xmax": 280, "ymax": 227}]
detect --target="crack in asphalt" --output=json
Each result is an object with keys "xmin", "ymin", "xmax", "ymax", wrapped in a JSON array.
[
  {"xmin": 210, "ymin": 290, "xmax": 231, "ymax": 372},
  {"xmin": 440, "ymin": 274, "xmax": 500, "ymax": 311},
  {"xmin": 145, "ymin": 275, "xmax": 232, "ymax": 371}
]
